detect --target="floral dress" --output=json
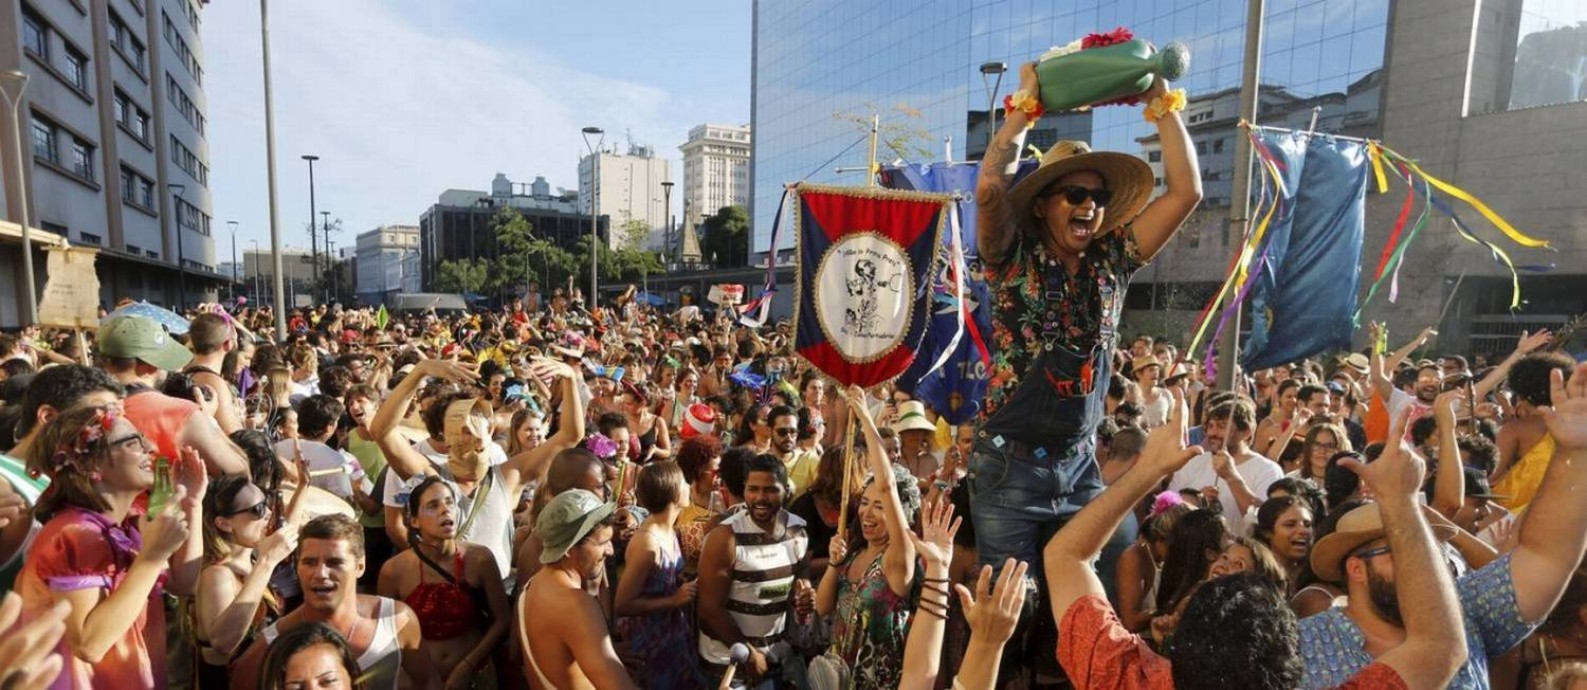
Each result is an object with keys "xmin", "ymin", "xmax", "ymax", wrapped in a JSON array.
[
  {"xmin": 614, "ymin": 534, "xmax": 704, "ymax": 690},
  {"xmin": 831, "ymin": 550, "xmax": 917, "ymax": 690}
]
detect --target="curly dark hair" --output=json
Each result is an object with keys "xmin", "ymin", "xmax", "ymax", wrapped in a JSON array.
[
  {"xmin": 675, "ymin": 435, "xmax": 723, "ymax": 484},
  {"xmin": 15, "ymin": 364, "xmax": 124, "ymax": 439},
  {"xmin": 1509, "ymin": 351, "xmax": 1574, "ymax": 407},
  {"xmin": 1167, "ymin": 571, "xmax": 1303, "ymax": 690}
]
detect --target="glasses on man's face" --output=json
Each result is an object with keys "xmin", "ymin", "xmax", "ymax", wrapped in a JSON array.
[
  {"xmin": 774, "ymin": 427, "xmax": 798, "ymax": 437},
  {"xmin": 1352, "ymin": 544, "xmax": 1392, "ymax": 561}
]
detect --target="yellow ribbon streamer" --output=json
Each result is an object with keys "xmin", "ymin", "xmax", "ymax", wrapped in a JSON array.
[
  {"xmin": 1407, "ymin": 162, "xmax": 1549, "ymax": 248},
  {"xmin": 1367, "ymin": 142, "xmax": 1389, "ymax": 195}
]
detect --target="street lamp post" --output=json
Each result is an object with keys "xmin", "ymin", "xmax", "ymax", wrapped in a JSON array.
[
  {"xmin": 227, "ymin": 220, "xmax": 239, "ymax": 302},
  {"xmin": 250, "ymin": 239, "xmax": 262, "ymax": 304},
  {"xmin": 302, "ymin": 154, "xmax": 319, "ymax": 303},
  {"xmin": 170, "ymin": 183, "xmax": 187, "ymax": 310},
  {"xmin": 979, "ymin": 61, "xmax": 1008, "ymax": 158},
  {"xmin": 581, "ymin": 126, "xmax": 604, "ymax": 307},
  {"xmin": 0, "ymin": 70, "xmax": 36, "ymax": 324},
  {"xmin": 319, "ymin": 210, "xmax": 331, "ymax": 303},
  {"xmin": 660, "ymin": 180, "xmax": 674, "ymax": 269}
]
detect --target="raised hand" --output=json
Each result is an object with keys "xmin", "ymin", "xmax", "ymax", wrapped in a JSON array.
[
  {"xmin": 0, "ymin": 592, "xmax": 67, "ymax": 690},
  {"xmin": 1140, "ymin": 389, "xmax": 1202, "ymax": 477},
  {"xmin": 176, "ymin": 446, "xmax": 208, "ymax": 504},
  {"xmin": 141, "ymin": 486, "xmax": 191, "ymax": 562},
  {"xmin": 906, "ymin": 496, "xmax": 961, "ymax": 570},
  {"xmin": 416, "ymin": 359, "xmax": 480, "ymax": 384},
  {"xmin": 1540, "ymin": 363, "xmax": 1587, "ymax": 451},
  {"xmin": 1339, "ymin": 408, "xmax": 1424, "ymax": 501},
  {"xmin": 1514, "ymin": 329, "xmax": 1552, "ymax": 356},
  {"xmin": 256, "ymin": 521, "xmax": 299, "ymax": 567},
  {"xmin": 827, "ymin": 535, "xmax": 849, "ymax": 566},
  {"xmin": 955, "ymin": 559, "xmax": 1030, "ymax": 647}
]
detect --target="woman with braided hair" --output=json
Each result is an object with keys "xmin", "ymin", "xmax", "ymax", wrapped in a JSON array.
[{"xmin": 17, "ymin": 403, "xmax": 208, "ymax": 689}]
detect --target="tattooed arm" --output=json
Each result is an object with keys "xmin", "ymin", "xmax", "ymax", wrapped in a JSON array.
[{"xmin": 976, "ymin": 63, "xmax": 1036, "ymax": 266}]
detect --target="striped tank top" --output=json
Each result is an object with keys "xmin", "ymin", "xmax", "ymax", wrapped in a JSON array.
[{"xmin": 699, "ymin": 510, "xmax": 808, "ymax": 668}]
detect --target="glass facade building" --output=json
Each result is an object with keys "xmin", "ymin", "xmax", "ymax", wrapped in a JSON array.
[{"xmin": 750, "ymin": 0, "xmax": 1392, "ymax": 262}]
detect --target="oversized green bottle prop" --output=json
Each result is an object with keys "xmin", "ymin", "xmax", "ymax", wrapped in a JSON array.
[{"xmin": 1036, "ymin": 39, "xmax": 1190, "ymax": 112}]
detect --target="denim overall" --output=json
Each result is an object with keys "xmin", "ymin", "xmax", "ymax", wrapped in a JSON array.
[{"xmin": 968, "ymin": 248, "xmax": 1126, "ymax": 680}]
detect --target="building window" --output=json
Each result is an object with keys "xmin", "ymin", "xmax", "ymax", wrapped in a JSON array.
[
  {"xmin": 1503, "ymin": 0, "xmax": 1587, "ymax": 110},
  {"xmin": 31, "ymin": 119, "xmax": 57, "ymax": 163},
  {"xmin": 63, "ymin": 46, "xmax": 87, "ymax": 90},
  {"xmin": 119, "ymin": 168, "xmax": 134, "ymax": 201},
  {"xmin": 22, "ymin": 8, "xmax": 47, "ymax": 57},
  {"xmin": 78, "ymin": 232, "xmax": 101, "ymax": 245},
  {"xmin": 145, "ymin": 249, "xmax": 158, "ymax": 259},
  {"xmin": 70, "ymin": 140, "xmax": 93, "ymax": 181},
  {"xmin": 109, "ymin": 11, "xmax": 146, "ymax": 73},
  {"xmin": 139, "ymin": 177, "xmax": 154, "ymax": 207},
  {"xmin": 114, "ymin": 89, "xmax": 151, "ymax": 143},
  {"xmin": 1148, "ymin": 150, "xmax": 1162, "ymax": 162},
  {"xmin": 127, "ymin": 244, "xmax": 142, "ymax": 255}
]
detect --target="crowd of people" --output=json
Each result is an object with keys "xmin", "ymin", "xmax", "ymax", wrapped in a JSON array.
[{"xmin": 0, "ymin": 64, "xmax": 1584, "ymax": 690}]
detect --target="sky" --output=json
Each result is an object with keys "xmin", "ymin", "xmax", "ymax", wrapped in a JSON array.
[{"xmin": 203, "ymin": 0, "xmax": 752, "ymax": 258}]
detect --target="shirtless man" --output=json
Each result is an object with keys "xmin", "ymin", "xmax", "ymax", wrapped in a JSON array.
[
  {"xmin": 518, "ymin": 489, "xmax": 636, "ymax": 689},
  {"xmin": 185, "ymin": 313, "xmax": 244, "ymax": 434}
]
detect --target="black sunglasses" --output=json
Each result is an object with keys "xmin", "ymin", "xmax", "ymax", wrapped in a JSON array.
[
  {"xmin": 1044, "ymin": 185, "xmax": 1113, "ymax": 207},
  {"xmin": 226, "ymin": 500, "xmax": 269, "ymax": 519}
]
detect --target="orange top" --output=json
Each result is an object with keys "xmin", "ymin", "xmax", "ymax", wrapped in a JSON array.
[{"xmin": 123, "ymin": 392, "xmax": 200, "ymax": 461}]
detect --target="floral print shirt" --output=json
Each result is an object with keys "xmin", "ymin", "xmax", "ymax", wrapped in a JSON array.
[{"xmin": 980, "ymin": 229, "xmax": 1145, "ymax": 422}]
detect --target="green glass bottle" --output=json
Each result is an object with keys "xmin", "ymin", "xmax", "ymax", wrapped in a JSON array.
[{"xmin": 1036, "ymin": 39, "xmax": 1191, "ymax": 112}]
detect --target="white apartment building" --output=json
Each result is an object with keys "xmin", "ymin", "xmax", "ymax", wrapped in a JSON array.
[
  {"xmin": 0, "ymin": 0, "xmax": 218, "ymax": 326},
  {"xmin": 577, "ymin": 143, "xmax": 672, "ymax": 248},
  {"xmin": 679, "ymin": 123, "xmax": 749, "ymax": 237},
  {"xmin": 354, "ymin": 224, "xmax": 418, "ymax": 304}
]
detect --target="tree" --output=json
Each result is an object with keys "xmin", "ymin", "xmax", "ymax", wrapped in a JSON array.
[
  {"xmin": 618, "ymin": 215, "xmax": 650, "ymax": 251},
  {"xmin": 435, "ymin": 258, "xmax": 489, "ymax": 294},
  {"xmin": 699, "ymin": 205, "xmax": 750, "ymax": 268},
  {"xmin": 833, "ymin": 103, "xmax": 938, "ymax": 167},
  {"xmin": 491, "ymin": 207, "xmax": 537, "ymax": 298}
]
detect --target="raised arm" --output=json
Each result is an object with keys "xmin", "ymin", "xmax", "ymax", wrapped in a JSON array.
[
  {"xmin": 195, "ymin": 523, "xmax": 296, "ymax": 657},
  {"xmin": 1127, "ymin": 77, "xmax": 1202, "ymax": 262},
  {"xmin": 898, "ymin": 497, "xmax": 960, "ymax": 690},
  {"xmin": 371, "ymin": 359, "xmax": 477, "ymax": 480},
  {"xmin": 975, "ymin": 63, "xmax": 1035, "ymax": 266},
  {"xmin": 1509, "ymin": 363, "xmax": 1587, "ymax": 621},
  {"xmin": 846, "ymin": 385, "xmax": 915, "ymax": 596},
  {"xmin": 500, "ymin": 358, "xmax": 585, "ymax": 494},
  {"xmin": 1430, "ymin": 390, "xmax": 1465, "ymax": 518},
  {"xmin": 1472, "ymin": 330, "xmax": 1552, "ymax": 402},
  {"xmin": 1045, "ymin": 391, "xmax": 1200, "ymax": 621},
  {"xmin": 1339, "ymin": 408, "xmax": 1467, "ymax": 688}
]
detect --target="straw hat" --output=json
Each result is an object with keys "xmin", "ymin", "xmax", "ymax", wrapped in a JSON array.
[
  {"xmin": 1008, "ymin": 141, "xmax": 1154, "ymax": 237},
  {"xmin": 1310, "ymin": 502, "xmax": 1457, "ymax": 582},
  {"xmin": 891, "ymin": 401, "xmax": 937, "ymax": 434},
  {"xmin": 1130, "ymin": 354, "xmax": 1163, "ymax": 379}
]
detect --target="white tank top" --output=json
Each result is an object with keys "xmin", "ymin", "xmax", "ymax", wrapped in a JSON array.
[
  {"xmin": 261, "ymin": 597, "xmax": 401, "ymax": 689},
  {"xmin": 698, "ymin": 510, "xmax": 808, "ymax": 665}
]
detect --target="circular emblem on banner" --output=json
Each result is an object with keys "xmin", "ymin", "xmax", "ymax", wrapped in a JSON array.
[{"xmin": 814, "ymin": 232, "xmax": 913, "ymax": 363}]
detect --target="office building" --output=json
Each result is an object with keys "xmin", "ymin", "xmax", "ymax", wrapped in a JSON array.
[
  {"xmin": 418, "ymin": 173, "xmax": 603, "ymax": 293},
  {"xmin": 679, "ymin": 123, "xmax": 751, "ymax": 251},
  {"xmin": 0, "ymin": 0, "xmax": 219, "ymax": 326},
  {"xmin": 577, "ymin": 143, "xmax": 672, "ymax": 248},
  {"xmin": 242, "ymin": 246, "xmax": 314, "ymax": 309},
  {"xmin": 750, "ymin": 0, "xmax": 1587, "ymax": 354},
  {"xmin": 354, "ymin": 224, "xmax": 418, "ymax": 305}
]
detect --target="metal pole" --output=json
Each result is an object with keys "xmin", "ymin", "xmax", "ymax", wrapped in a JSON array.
[
  {"xmin": 661, "ymin": 180, "xmax": 673, "ymax": 267},
  {"xmin": 320, "ymin": 210, "xmax": 330, "ymax": 303},
  {"xmin": 0, "ymin": 72, "xmax": 36, "ymax": 324},
  {"xmin": 582, "ymin": 127, "xmax": 605, "ymax": 307},
  {"xmin": 251, "ymin": 239, "xmax": 261, "ymax": 303},
  {"xmin": 866, "ymin": 114, "xmax": 879, "ymax": 188},
  {"xmin": 228, "ymin": 221, "xmax": 238, "ymax": 302},
  {"xmin": 172, "ymin": 185, "xmax": 187, "ymax": 310},
  {"xmin": 262, "ymin": 0, "xmax": 287, "ymax": 336},
  {"xmin": 303, "ymin": 155, "xmax": 318, "ymax": 304},
  {"xmin": 1216, "ymin": 0, "xmax": 1266, "ymax": 391}
]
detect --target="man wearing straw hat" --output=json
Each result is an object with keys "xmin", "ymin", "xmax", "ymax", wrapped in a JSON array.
[{"xmin": 969, "ymin": 60, "xmax": 1201, "ymax": 662}]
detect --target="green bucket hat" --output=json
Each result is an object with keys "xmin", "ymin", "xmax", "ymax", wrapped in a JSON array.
[
  {"xmin": 98, "ymin": 316, "xmax": 194, "ymax": 372},
  {"xmin": 536, "ymin": 489, "xmax": 617, "ymax": 564}
]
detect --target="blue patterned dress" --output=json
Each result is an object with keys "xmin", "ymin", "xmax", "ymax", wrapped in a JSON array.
[{"xmin": 615, "ymin": 534, "xmax": 705, "ymax": 689}]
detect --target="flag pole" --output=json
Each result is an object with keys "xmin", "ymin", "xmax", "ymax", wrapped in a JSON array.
[
  {"xmin": 866, "ymin": 114, "xmax": 880, "ymax": 188},
  {"xmin": 1216, "ymin": 0, "xmax": 1266, "ymax": 391}
]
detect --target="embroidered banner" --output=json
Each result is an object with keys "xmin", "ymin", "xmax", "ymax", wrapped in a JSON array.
[{"xmin": 793, "ymin": 184, "xmax": 949, "ymax": 388}]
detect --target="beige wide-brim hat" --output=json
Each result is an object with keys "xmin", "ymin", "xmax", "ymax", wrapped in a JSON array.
[
  {"xmin": 891, "ymin": 401, "xmax": 937, "ymax": 434},
  {"xmin": 1007, "ymin": 140, "xmax": 1154, "ymax": 238},
  {"xmin": 1310, "ymin": 502, "xmax": 1458, "ymax": 582}
]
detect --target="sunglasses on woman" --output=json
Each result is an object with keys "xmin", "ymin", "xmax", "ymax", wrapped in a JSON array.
[
  {"xmin": 1043, "ymin": 185, "xmax": 1113, "ymax": 207},
  {"xmin": 226, "ymin": 501, "xmax": 269, "ymax": 520}
]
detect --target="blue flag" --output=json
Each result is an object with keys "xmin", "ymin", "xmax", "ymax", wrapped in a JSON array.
[{"xmin": 1242, "ymin": 131, "xmax": 1368, "ymax": 371}]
